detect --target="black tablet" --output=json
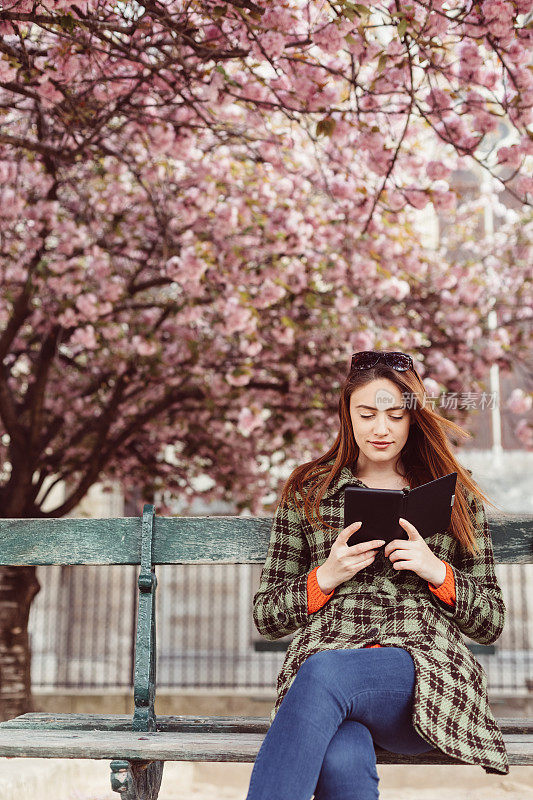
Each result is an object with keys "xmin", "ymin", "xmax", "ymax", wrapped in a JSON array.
[{"xmin": 343, "ymin": 473, "xmax": 457, "ymax": 547}]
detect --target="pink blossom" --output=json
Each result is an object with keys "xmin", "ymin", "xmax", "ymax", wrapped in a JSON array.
[
  {"xmin": 166, "ymin": 251, "xmax": 207, "ymax": 283},
  {"xmin": 351, "ymin": 331, "xmax": 375, "ymax": 352},
  {"xmin": 506, "ymin": 388, "xmax": 532, "ymax": 414},
  {"xmin": 335, "ymin": 293, "xmax": 357, "ymax": 314},
  {"xmin": 37, "ymin": 78, "xmax": 64, "ymax": 104},
  {"xmin": 105, "ymin": 282, "xmax": 123, "ymax": 302},
  {"xmin": 386, "ymin": 190, "xmax": 405, "ymax": 212},
  {"xmin": 241, "ymin": 340, "xmax": 263, "ymax": 357},
  {"xmin": 330, "ymin": 176, "xmax": 354, "ymax": 200},
  {"xmin": 426, "ymin": 161, "xmax": 451, "ymax": 180},
  {"xmin": 381, "ymin": 277, "xmax": 410, "ymax": 301},
  {"xmin": 224, "ymin": 301, "xmax": 254, "ymax": 335},
  {"xmin": 313, "ymin": 24, "xmax": 344, "ymax": 55},
  {"xmin": 432, "ymin": 190, "xmax": 457, "ymax": 213},
  {"xmin": 515, "ymin": 418, "xmax": 533, "ymax": 449},
  {"xmin": 261, "ymin": 7, "xmax": 295, "ymax": 34},
  {"xmin": 57, "ymin": 308, "xmax": 78, "ymax": 327},
  {"xmin": 204, "ymin": 24, "xmax": 223, "ymax": 43},
  {"xmin": 497, "ymin": 145, "xmax": 523, "ymax": 169},
  {"xmin": 133, "ymin": 337, "xmax": 157, "ymax": 357},
  {"xmin": 258, "ymin": 31, "xmax": 286, "ymax": 60},
  {"xmin": 431, "ymin": 354, "xmax": 458, "ymax": 381},
  {"xmin": 272, "ymin": 325, "xmax": 295, "ymax": 346},
  {"xmin": 254, "ymin": 279, "xmax": 286, "ymax": 309},
  {"xmin": 422, "ymin": 378, "xmax": 441, "ymax": 397},
  {"xmin": 226, "ymin": 370, "xmax": 252, "ymax": 387},
  {"xmin": 237, "ymin": 407, "xmax": 264, "ymax": 436},
  {"xmin": 70, "ymin": 326, "xmax": 98, "ymax": 349},
  {"xmin": 75, "ymin": 293, "xmax": 100, "ymax": 321},
  {"xmin": 515, "ymin": 175, "xmax": 533, "ymax": 197},
  {"xmin": 404, "ymin": 188, "xmax": 429, "ymax": 210},
  {"xmin": 481, "ymin": 340, "xmax": 505, "ymax": 360}
]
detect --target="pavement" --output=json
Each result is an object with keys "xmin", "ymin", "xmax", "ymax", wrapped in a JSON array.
[{"xmin": 1, "ymin": 759, "xmax": 533, "ymax": 799}]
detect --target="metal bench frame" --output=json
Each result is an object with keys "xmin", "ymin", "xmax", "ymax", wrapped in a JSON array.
[{"xmin": 0, "ymin": 504, "xmax": 532, "ymax": 799}]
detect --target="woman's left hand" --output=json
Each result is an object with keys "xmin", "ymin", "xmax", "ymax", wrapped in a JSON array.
[{"xmin": 384, "ymin": 517, "xmax": 446, "ymax": 586}]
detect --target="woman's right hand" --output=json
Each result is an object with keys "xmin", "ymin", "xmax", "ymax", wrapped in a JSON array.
[{"xmin": 315, "ymin": 522, "xmax": 386, "ymax": 594}]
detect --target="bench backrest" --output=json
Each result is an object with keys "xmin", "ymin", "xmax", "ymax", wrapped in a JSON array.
[
  {"xmin": 1, "ymin": 507, "xmax": 532, "ymax": 565},
  {"xmin": 1, "ymin": 505, "xmax": 532, "ymax": 734}
]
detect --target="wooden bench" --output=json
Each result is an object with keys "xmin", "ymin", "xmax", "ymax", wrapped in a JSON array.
[{"xmin": 0, "ymin": 504, "xmax": 532, "ymax": 799}]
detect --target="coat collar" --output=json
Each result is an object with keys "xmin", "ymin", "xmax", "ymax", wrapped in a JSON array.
[{"xmin": 320, "ymin": 463, "xmax": 367, "ymax": 501}]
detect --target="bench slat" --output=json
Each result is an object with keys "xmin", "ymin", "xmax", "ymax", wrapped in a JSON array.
[
  {"xmin": 0, "ymin": 515, "xmax": 531, "ymax": 565},
  {"xmin": 1, "ymin": 712, "xmax": 531, "ymax": 736},
  {"xmin": 0, "ymin": 727, "xmax": 530, "ymax": 765}
]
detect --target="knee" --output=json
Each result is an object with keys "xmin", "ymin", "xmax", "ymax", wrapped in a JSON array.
[
  {"xmin": 316, "ymin": 721, "xmax": 379, "ymax": 800},
  {"xmin": 323, "ymin": 721, "xmax": 374, "ymax": 774},
  {"xmin": 297, "ymin": 650, "xmax": 339, "ymax": 687},
  {"xmin": 284, "ymin": 652, "xmax": 334, "ymax": 709}
]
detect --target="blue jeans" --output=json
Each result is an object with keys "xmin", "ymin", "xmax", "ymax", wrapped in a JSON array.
[{"xmin": 245, "ymin": 647, "xmax": 434, "ymax": 800}]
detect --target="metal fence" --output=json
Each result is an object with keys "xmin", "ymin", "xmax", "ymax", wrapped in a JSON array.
[{"xmin": 28, "ymin": 562, "xmax": 533, "ymax": 698}]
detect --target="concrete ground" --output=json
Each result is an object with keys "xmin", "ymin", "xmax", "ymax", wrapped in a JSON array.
[{"xmin": 1, "ymin": 759, "xmax": 532, "ymax": 800}]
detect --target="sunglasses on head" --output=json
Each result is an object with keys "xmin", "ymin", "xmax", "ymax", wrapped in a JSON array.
[{"xmin": 351, "ymin": 351, "xmax": 414, "ymax": 372}]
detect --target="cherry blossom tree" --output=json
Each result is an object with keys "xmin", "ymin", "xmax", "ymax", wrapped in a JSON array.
[
  {"xmin": 0, "ymin": 0, "xmax": 532, "ymax": 718},
  {"xmin": 1, "ymin": 0, "xmax": 532, "ymax": 218}
]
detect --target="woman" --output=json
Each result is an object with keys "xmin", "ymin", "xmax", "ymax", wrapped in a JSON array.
[{"xmin": 245, "ymin": 350, "xmax": 509, "ymax": 800}]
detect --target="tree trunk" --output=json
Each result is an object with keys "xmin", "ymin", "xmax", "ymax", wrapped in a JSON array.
[{"xmin": 0, "ymin": 566, "xmax": 41, "ymax": 721}]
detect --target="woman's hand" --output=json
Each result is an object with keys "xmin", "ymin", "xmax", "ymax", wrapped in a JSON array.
[
  {"xmin": 384, "ymin": 517, "xmax": 446, "ymax": 586},
  {"xmin": 316, "ymin": 522, "xmax": 386, "ymax": 594}
]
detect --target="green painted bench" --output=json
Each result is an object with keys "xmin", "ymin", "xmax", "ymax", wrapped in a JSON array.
[{"xmin": 0, "ymin": 504, "xmax": 532, "ymax": 799}]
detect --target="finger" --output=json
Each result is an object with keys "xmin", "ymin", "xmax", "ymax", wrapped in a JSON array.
[
  {"xmin": 384, "ymin": 539, "xmax": 403, "ymax": 556},
  {"xmin": 391, "ymin": 558, "xmax": 414, "ymax": 570},
  {"xmin": 350, "ymin": 539, "xmax": 385, "ymax": 555},
  {"xmin": 388, "ymin": 549, "xmax": 411, "ymax": 562},
  {"xmin": 399, "ymin": 517, "xmax": 421, "ymax": 538},
  {"xmin": 385, "ymin": 534, "xmax": 413, "ymax": 553},
  {"xmin": 353, "ymin": 552, "xmax": 377, "ymax": 568},
  {"xmin": 341, "ymin": 521, "xmax": 362, "ymax": 538}
]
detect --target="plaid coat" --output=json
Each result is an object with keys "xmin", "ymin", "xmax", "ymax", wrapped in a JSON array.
[{"xmin": 253, "ymin": 463, "xmax": 509, "ymax": 775}]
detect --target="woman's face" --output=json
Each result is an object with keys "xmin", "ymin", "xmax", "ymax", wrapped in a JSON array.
[{"xmin": 349, "ymin": 378, "xmax": 411, "ymax": 470}]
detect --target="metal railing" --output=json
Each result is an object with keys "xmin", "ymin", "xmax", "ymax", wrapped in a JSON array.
[{"xmin": 29, "ymin": 562, "xmax": 532, "ymax": 697}]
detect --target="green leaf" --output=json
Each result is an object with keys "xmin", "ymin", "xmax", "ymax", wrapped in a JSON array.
[
  {"xmin": 214, "ymin": 64, "xmax": 243, "ymax": 89},
  {"xmin": 340, "ymin": 7, "xmax": 356, "ymax": 21},
  {"xmin": 316, "ymin": 117, "xmax": 336, "ymax": 137},
  {"xmin": 398, "ymin": 19, "xmax": 408, "ymax": 38},
  {"xmin": 281, "ymin": 315, "xmax": 296, "ymax": 329},
  {"xmin": 57, "ymin": 13, "xmax": 76, "ymax": 33},
  {"xmin": 338, "ymin": 1, "xmax": 370, "ymax": 18}
]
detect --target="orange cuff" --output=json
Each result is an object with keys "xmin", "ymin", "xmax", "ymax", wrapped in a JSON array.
[
  {"xmin": 428, "ymin": 560, "xmax": 456, "ymax": 606},
  {"xmin": 307, "ymin": 565, "xmax": 334, "ymax": 613}
]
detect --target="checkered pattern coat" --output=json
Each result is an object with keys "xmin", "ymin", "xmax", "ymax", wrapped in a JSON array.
[{"xmin": 252, "ymin": 464, "xmax": 509, "ymax": 775}]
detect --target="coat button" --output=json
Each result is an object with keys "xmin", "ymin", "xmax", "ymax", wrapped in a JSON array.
[
  {"xmin": 277, "ymin": 611, "xmax": 288, "ymax": 623},
  {"xmin": 367, "ymin": 626, "xmax": 380, "ymax": 638}
]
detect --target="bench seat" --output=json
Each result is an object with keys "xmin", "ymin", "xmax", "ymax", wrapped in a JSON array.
[{"xmin": 1, "ymin": 713, "xmax": 532, "ymax": 766}]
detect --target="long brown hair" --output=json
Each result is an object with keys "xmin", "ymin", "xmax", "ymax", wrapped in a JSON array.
[{"xmin": 279, "ymin": 358, "xmax": 508, "ymax": 556}]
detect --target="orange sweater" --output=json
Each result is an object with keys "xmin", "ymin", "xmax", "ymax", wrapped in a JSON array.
[{"xmin": 307, "ymin": 560, "xmax": 456, "ymax": 648}]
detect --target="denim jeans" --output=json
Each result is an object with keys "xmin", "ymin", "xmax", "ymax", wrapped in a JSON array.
[{"xmin": 244, "ymin": 647, "xmax": 434, "ymax": 800}]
